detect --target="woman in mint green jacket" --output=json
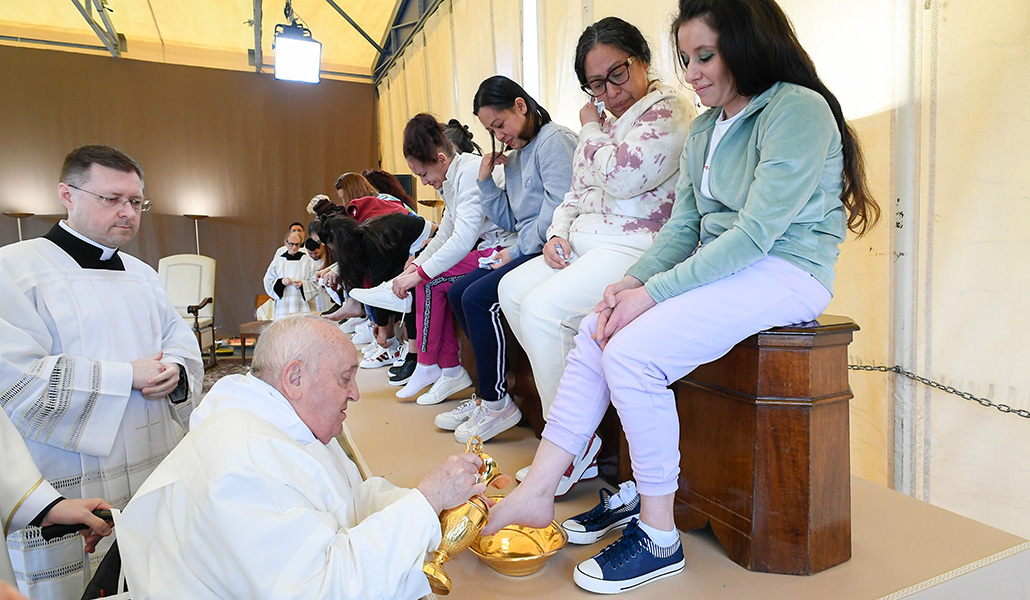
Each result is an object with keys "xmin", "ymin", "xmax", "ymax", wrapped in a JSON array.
[{"xmin": 485, "ymin": 0, "xmax": 880, "ymax": 595}]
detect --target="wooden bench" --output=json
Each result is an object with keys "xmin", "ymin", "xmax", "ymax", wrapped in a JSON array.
[
  {"xmin": 465, "ymin": 312, "xmax": 859, "ymax": 576},
  {"xmin": 656, "ymin": 315, "xmax": 858, "ymax": 575}
]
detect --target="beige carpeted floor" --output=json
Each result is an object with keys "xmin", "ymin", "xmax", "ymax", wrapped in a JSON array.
[{"xmin": 344, "ymin": 365, "xmax": 1030, "ymax": 600}]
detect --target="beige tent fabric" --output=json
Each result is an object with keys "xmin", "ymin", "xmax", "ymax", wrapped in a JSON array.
[
  {"xmin": 372, "ymin": 0, "xmax": 1030, "ymax": 542},
  {"xmin": 0, "ymin": 0, "xmax": 394, "ymax": 82}
]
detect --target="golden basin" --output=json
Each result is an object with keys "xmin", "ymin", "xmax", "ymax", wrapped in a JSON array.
[{"xmin": 468, "ymin": 504, "xmax": 568, "ymax": 577}]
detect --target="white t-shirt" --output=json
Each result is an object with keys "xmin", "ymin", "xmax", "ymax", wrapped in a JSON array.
[{"xmin": 700, "ymin": 102, "xmax": 750, "ymax": 199}]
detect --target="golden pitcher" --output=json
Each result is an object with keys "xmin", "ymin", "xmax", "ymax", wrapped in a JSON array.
[{"xmin": 422, "ymin": 436, "xmax": 500, "ymax": 595}]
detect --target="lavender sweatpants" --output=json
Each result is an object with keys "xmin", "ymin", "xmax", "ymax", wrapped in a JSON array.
[{"xmin": 541, "ymin": 256, "xmax": 832, "ymax": 497}]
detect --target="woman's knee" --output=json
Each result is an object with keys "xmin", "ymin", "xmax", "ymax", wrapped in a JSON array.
[{"xmin": 599, "ymin": 329, "xmax": 652, "ymax": 383}]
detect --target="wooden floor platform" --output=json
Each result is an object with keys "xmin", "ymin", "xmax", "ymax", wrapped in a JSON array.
[{"xmin": 344, "ymin": 366, "xmax": 1030, "ymax": 599}]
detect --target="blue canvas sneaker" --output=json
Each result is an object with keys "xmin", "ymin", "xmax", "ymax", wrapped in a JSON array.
[
  {"xmin": 561, "ymin": 481, "xmax": 641, "ymax": 544},
  {"xmin": 573, "ymin": 519, "xmax": 685, "ymax": 594}
]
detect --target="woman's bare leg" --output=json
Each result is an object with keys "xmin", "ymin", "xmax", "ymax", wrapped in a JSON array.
[{"xmin": 482, "ymin": 439, "xmax": 574, "ymax": 535}]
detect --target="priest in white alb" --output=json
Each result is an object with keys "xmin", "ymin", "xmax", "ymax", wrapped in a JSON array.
[
  {"xmin": 263, "ymin": 230, "xmax": 320, "ymax": 318},
  {"xmin": 0, "ymin": 145, "xmax": 203, "ymax": 598},
  {"xmin": 117, "ymin": 315, "xmax": 495, "ymax": 599}
]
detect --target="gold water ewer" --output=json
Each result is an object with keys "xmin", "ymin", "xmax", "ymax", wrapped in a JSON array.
[{"xmin": 423, "ymin": 436, "xmax": 501, "ymax": 595}]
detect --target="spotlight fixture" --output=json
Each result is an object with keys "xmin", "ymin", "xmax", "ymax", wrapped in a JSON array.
[{"xmin": 274, "ymin": 0, "xmax": 321, "ymax": 84}]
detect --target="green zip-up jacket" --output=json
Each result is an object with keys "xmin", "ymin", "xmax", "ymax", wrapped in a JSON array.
[{"xmin": 626, "ymin": 81, "xmax": 846, "ymax": 302}]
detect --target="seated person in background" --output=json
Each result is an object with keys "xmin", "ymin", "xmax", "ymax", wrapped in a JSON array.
[
  {"xmin": 371, "ymin": 114, "xmax": 514, "ymax": 408},
  {"xmin": 274, "ymin": 221, "xmax": 307, "ymax": 256},
  {"xmin": 304, "ymin": 220, "xmax": 336, "ymax": 314},
  {"xmin": 117, "ymin": 315, "xmax": 498, "ymax": 600},
  {"xmin": 486, "ymin": 0, "xmax": 878, "ymax": 593},
  {"xmin": 335, "ymin": 172, "xmax": 416, "ymax": 221},
  {"xmin": 321, "ymin": 213, "xmax": 435, "ymax": 368},
  {"xmin": 440, "ymin": 75, "xmax": 578, "ymax": 444},
  {"xmin": 361, "ymin": 169, "xmax": 417, "ymax": 211},
  {"xmin": 2, "ymin": 411, "xmax": 112, "ymax": 589},
  {"xmin": 263, "ymin": 231, "xmax": 319, "ymax": 319},
  {"xmin": 498, "ymin": 16, "xmax": 694, "ymax": 493}
]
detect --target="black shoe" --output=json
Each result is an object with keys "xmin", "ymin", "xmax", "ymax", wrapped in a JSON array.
[
  {"xmin": 388, "ymin": 352, "xmax": 415, "ymax": 376},
  {"xmin": 389, "ymin": 354, "xmax": 417, "ymax": 385}
]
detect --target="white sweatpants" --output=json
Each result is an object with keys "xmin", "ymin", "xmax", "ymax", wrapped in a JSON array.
[{"xmin": 497, "ymin": 231, "xmax": 654, "ymax": 417}]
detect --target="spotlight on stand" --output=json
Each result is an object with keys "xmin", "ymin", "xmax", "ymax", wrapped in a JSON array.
[{"xmin": 273, "ymin": 1, "xmax": 321, "ymax": 84}]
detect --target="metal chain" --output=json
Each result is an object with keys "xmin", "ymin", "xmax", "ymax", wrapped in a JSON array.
[{"xmin": 849, "ymin": 364, "xmax": 1030, "ymax": 419}]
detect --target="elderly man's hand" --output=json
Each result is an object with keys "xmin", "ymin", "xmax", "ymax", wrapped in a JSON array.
[
  {"xmin": 131, "ymin": 351, "xmax": 181, "ymax": 399},
  {"xmin": 417, "ymin": 453, "xmax": 491, "ymax": 514}
]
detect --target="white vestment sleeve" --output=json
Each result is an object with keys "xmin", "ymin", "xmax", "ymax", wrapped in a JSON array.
[
  {"xmin": 2, "ymin": 412, "xmax": 61, "ymax": 537},
  {"xmin": 0, "ymin": 268, "xmax": 134, "ymax": 458},
  {"xmin": 0, "ymin": 252, "xmax": 202, "ymax": 458},
  {"xmin": 263, "ymin": 256, "xmax": 283, "ymax": 300}
]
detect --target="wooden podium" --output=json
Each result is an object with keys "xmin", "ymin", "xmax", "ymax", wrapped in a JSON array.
[{"xmin": 672, "ymin": 315, "xmax": 859, "ymax": 575}]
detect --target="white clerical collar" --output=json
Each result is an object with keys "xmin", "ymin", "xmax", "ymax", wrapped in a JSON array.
[{"xmin": 59, "ymin": 220, "xmax": 118, "ymax": 260}]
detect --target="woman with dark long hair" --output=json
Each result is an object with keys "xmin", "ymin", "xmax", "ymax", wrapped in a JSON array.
[
  {"xmin": 436, "ymin": 76, "xmax": 578, "ymax": 444},
  {"xmin": 352, "ymin": 114, "xmax": 514, "ymax": 404},
  {"xmin": 319, "ymin": 212, "xmax": 434, "ymax": 368},
  {"xmin": 486, "ymin": 0, "xmax": 879, "ymax": 594}
]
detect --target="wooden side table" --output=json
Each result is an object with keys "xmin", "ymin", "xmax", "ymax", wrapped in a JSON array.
[{"xmin": 238, "ymin": 320, "xmax": 271, "ymax": 365}]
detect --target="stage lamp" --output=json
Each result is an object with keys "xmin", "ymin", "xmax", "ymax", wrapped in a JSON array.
[{"xmin": 274, "ymin": 22, "xmax": 321, "ymax": 84}]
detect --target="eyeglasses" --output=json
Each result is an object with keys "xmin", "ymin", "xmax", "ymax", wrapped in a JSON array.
[
  {"xmin": 67, "ymin": 183, "xmax": 152, "ymax": 213},
  {"xmin": 581, "ymin": 57, "xmax": 635, "ymax": 97}
]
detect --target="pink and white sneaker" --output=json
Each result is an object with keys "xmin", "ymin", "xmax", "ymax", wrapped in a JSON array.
[{"xmin": 515, "ymin": 433, "xmax": 602, "ymax": 497}]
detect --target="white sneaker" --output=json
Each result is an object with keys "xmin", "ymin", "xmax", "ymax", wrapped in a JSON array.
[
  {"xmin": 434, "ymin": 396, "xmax": 480, "ymax": 430},
  {"xmin": 454, "ymin": 396, "xmax": 522, "ymax": 443},
  {"xmin": 351, "ymin": 320, "xmax": 374, "ymax": 345},
  {"xmin": 556, "ymin": 433, "xmax": 603, "ymax": 497},
  {"xmin": 362, "ymin": 340, "xmax": 383, "ymax": 359},
  {"xmin": 515, "ymin": 434, "xmax": 602, "ymax": 487},
  {"xmin": 516, "ymin": 462, "xmax": 600, "ymax": 494},
  {"xmin": 348, "ymin": 280, "xmax": 413, "ymax": 313},
  {"xmin": 416, "ymin": 369, "xmax": 473, "ymax": 406},
  {"xmin": 393, "ymin": 344, "xmax": 410, "ymax": 367},
  {"xmin": 360, "ymin": 341, "xmax": 402, "ymax": 369},
  {"xmin": 338, "ymin": 316, "xmax": 367, "ymax": 334}
]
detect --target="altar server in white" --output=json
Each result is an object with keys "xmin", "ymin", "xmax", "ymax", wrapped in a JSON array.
[
  {"xmin": 118, "ymin": 315, "xmax": 491, "ymax": 600},
  {"xmin": 263, "ymin": 230, "xmax": 320, "ymax": 318},
  {"xmin": 0, "ymin": 145, "xmax": 203, "ymax": 598},
  {"xmin": 1, "ymin": 412, "xmax": 112, "ymax": 586}
]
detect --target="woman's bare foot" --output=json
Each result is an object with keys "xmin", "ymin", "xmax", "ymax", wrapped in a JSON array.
[
  {"xmin": 482, "ymin": 479, "xmax": 555, "ymax": 536},
  {"xmin": 322, "ymin": 298, "xmax": 364, "ymax": 321}
]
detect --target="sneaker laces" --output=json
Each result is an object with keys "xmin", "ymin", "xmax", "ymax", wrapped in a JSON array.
[
  {"xmin": 594, "ymin": 519, "xmax": 646, "ymax": 569},
  {"xmin": 447, "ymin": 397, "xmax": 478, "ymax": 415},
  {"xmin": 578, "ymin": 488, "xmax": 618, "ymax": 526},
  {"xmin": 463, "ymin": 402, "xmax": 490, "ymax": 428}
]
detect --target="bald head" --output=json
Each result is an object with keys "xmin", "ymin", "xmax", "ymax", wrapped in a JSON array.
[{"xmin": 251, "ymin": 315, "xmax": 360, "ymax": 443}]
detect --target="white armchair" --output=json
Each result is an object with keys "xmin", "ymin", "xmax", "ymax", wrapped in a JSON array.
[{"xmin": 158, "ymin": 254, "xmax": 217, "ymax": 368}]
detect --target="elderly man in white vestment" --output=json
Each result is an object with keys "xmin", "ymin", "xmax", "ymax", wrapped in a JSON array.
[
  {"xmin": 0, "ymin": 145, "xmax": 203, "ymax": 598},
  {"xmin": 264, "ymin": 230, "xmax": 320, "ymax": 318},
  {"xmin": 117, "ymin": 314, "xmax": 491, "ymax": 599}
]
